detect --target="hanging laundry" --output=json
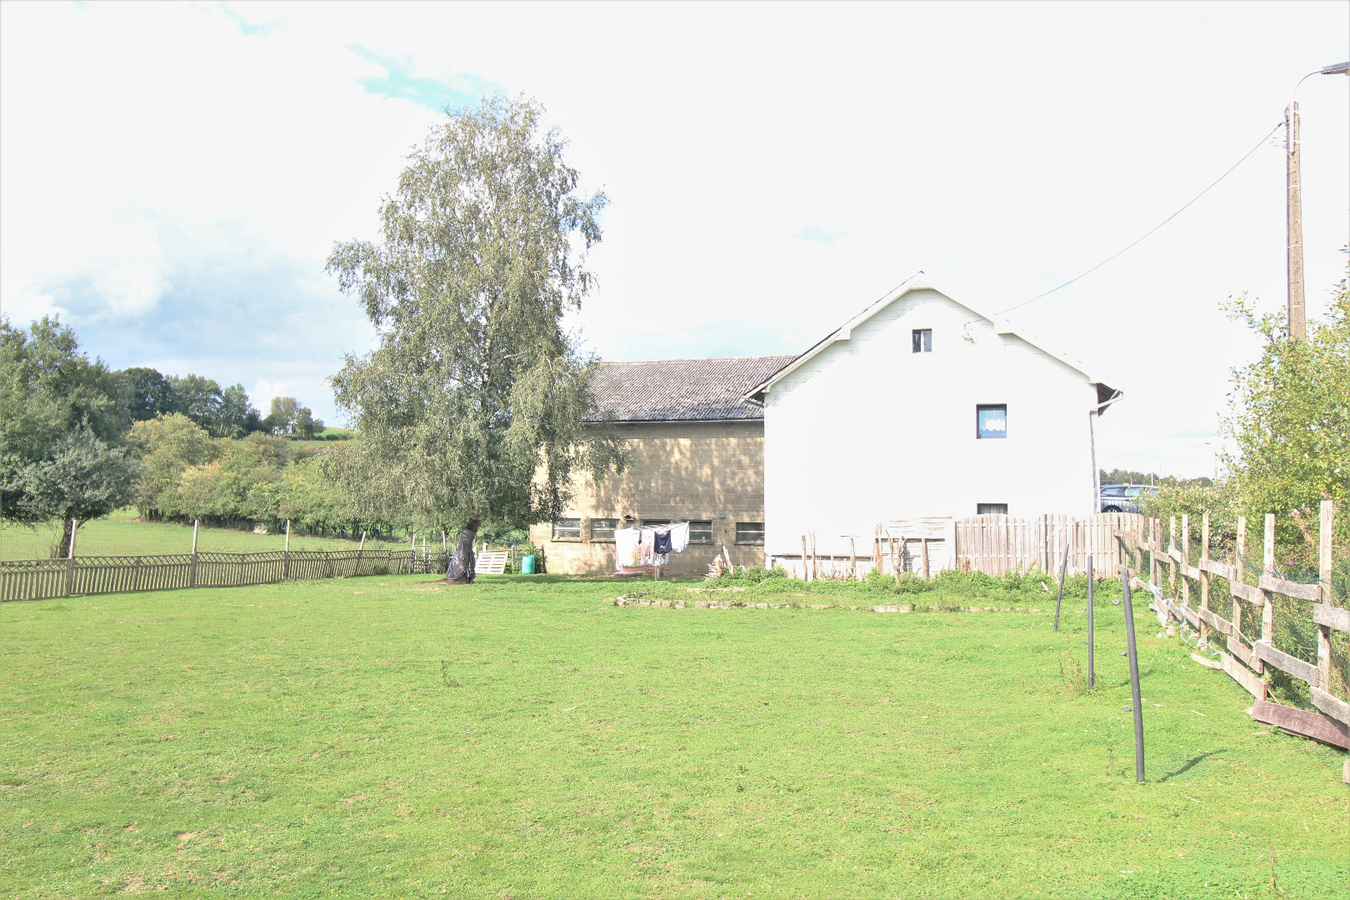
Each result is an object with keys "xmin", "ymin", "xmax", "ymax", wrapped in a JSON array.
[
  {"xmin": 615, "ymin": 527, "xmax": 642, "ymax": 568},
  {"xmin": 654, "ymin": 528, "xmax": 673, "ymax": 555},
  {"xmin": 669, "ymin": 522, "xmax": 691, "ymax": 553}
]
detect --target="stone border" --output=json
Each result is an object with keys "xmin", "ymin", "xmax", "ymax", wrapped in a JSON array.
[{"xmin": 613, "ymin": 596, "xmax": 1048, "ymax": 613}]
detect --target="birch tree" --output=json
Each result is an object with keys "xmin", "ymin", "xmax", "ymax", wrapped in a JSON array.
[{"xmin": 325, "ymin": 96, "xmax": 624, "ymax": 535}]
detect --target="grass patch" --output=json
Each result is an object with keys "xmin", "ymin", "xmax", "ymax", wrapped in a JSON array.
[
  {"xmin": 1, "ymin": 576, "xmax": 1345, "ymax": 898},
  {"xmin": 0, "ymin": 510, "xmax": 405, "ymax": 560}
]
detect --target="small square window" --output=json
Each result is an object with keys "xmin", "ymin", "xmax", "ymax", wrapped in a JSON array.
[
  {"xmin": 735, "ymin": 522, "xmax": 765, "ymax": 544},
  {"xmin": 912, "ymin": 329, "xmax": 932, "ymax": 353},
  {"xmin": 552, "ymin": 518, "xmax": 581, "ymax": 540},
  {"xmin": 976, "ymin": 404, "xmax": 1007, "ymax": 439},
  {"xmin": 590, "ymin": 518, "xmax": 617, "ymax": 541},
  {"xmin": 689, "ymin": 521, "xmax": 713, "ymax": 544},
  {"xmin": 641, "ymin": 518, "xmax": 668, "ymax": 529},
  {"xmin": 977, "ymin": 503, "xmax": 1009, "ymax": 516}
]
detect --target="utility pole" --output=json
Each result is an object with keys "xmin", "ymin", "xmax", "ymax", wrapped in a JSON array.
[
  {"xmin": 1286, "ymin": 61, "xmax": 1350, "ymax": 340},
  {"xmin": 1285, "ymin": 101, "xmax": 1304, "ymax": 339}
]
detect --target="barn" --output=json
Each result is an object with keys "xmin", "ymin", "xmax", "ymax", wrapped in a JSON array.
[{"xmin": 529, "ymin": 355, "xmax": 794, "ymax": 576}]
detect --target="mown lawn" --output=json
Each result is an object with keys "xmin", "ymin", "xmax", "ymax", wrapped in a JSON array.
[
  {"xmin": 0, "ymin": 575, "xmax": 1345, "ymax": 898},
  {"xmin": 0, "ymin": 510, "xmax": 404, "ymax": 561}
]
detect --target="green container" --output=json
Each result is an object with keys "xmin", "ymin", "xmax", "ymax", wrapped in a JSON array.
[{"xmin": 520, "ymin": 555, "xmax": 536, "ymax": 575}]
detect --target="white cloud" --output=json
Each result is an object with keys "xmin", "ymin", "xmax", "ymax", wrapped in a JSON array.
[{"xmin": 93, "ymin": 263, "xmax": 172, "ymax": 318}]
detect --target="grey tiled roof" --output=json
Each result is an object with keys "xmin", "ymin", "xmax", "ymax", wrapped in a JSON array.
[{"xmin": 587, "ymin": 356, "xmax": 797, "ymax": 423}]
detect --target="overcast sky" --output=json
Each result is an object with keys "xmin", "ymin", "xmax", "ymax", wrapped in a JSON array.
[{"xmin": 2, "ymin": 1, "xmax": 1346, "ymax": 477}]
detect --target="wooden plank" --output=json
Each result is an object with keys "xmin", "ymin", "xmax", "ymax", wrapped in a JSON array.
[
  {"xmin": 1221, "ymin": 651, "xmax": 1266, "ymax": 700},
  {"xmin": 1191, "ymin": 652, "xmax": 1222, "ymax": 670},
  {"xmin": 1168, "ymin": 545, "xmax": 1182, "ymax": 563},
  {"xmin": 1181, "ymin": 563, "xmax": 1202, "ymax": 581},
  {"xmin": 1250, "ymin": 700, "xmax": 1350, "ymax": 750},
  {"xmin": 1230, "ymin": 580, "xmax": 1263, "ymax": 605},
  {"xmin": 1312, "ymin": 603, "xmax": 1350, "ymax": 634},
  {"xmin": 1311, "ymin": 687, "xmax": 1350, "ymax": 729},
  {"xmin": 1198, "ymin": 557, "xmax": 1238, "ymax": 581},
  {"xmin": 1228, "ymin": 634, "xmax": 1260, "ymax": 672},
  {"xmin": 1257, "ymin": 573, "xmax": 1320, "ymax": 602},
  {"xmin": 1175, "ymin": 603, "xmax": 1199, "ymax": 628},
  {"xmin": 1197, "ymin": 606, "xmax": 1232, "ymax": 636},
  {"xmin": 1254, "ymin": 641, "xmax": 1319, "ymax": 687}
]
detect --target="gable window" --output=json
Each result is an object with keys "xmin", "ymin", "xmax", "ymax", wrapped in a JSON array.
[
  {"xmin": 736, "ymin": 522, "xmax": 765, "ymax": 544},
  {"xmin": 912, "ymin": 329, "xmax": 933, "ymax": 353},
  {"xmin": 552, "ymin": 518, "xmax": 581, "ymax": 541},
  {"xmin": 590, "ymin": 518, "xmax": 617, "ymax": 542},
  {"xmin": 976, "ymin": 404, "xmax": 1008, "ymax": 439},
  {"xmin": 689, "ymin": 521, "xmax": 713, "ymax": 544},
  {"xmin": 977, "ymin": 503, "xmax": 1009, "ymax": 516}
]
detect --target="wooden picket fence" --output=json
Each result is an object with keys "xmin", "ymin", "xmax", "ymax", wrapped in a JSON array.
[
  {"xmin": 1116, "ymin": 500, "xmax": 1350, "ymax": 751},
  {"xmin": 0, "ymin": 548, "xmax": 445, "ymax": 603},
  {"xmin": 955, "ymin": 512, "xmax": 1147, "ymax": 576}
]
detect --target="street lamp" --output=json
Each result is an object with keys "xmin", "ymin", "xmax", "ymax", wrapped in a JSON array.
[{"xmin": 1285, "ymin": 61, "xmax": 1349, "ymax": 340}]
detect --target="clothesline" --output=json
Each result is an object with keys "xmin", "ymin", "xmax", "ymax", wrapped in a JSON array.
[{"xmin": 615, "ymin": 523, "xmax": 691, "ymax": 575}]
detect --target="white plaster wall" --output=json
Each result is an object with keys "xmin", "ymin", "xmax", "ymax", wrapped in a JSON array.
[{"xmin": 764, "ymin": 288, "xmax": 1099, "ymax": 557}]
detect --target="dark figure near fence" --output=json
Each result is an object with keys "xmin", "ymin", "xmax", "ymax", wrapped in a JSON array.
[{"xmin": 443, "ymin": 519, "xmax": 480, "ymax": 584}]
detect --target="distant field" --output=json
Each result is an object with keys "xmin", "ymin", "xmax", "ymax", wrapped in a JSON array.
[
  {"xmin": 0, "ymin": 510, "xmax": 408, "ymax": 560},
  {"xmin": 1, "ymin": 576, "xmax": 1344, "ymax": 898}
]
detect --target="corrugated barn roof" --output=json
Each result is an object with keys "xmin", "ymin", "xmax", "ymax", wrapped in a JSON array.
[{"xmin": 588, "ymin": 356, "xmax": 797, "ymax": 423}]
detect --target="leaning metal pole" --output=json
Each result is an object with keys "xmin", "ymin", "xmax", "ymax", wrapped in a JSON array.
[
  {"xmin": 1120, "ymin": 567, "xmax": 1145, "ymax": 783},
  {"xmin": 1087, "ymin": 555, "xmax": 1095, "ymax": 690}
]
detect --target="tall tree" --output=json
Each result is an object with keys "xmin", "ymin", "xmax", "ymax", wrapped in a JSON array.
[
  {"xmin": 115, "ymin": 367, "xmax": 175, "ymax": 423},
  {"xmin": 0, "ymin": 316, "xmax": 123, "ymax": 525},
  {"xmin": 326, "ymin": 95, "xmax": 625, "ymax": 535}
]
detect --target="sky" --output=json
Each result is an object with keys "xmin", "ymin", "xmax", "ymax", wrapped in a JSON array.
[{"xmin": 1, "ymin": 0, "xmax": 1346, "ymax": 477}]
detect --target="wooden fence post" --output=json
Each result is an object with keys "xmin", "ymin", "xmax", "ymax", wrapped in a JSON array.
[
  {"xmin": 1181, "ymin": 514, "xmax": 1190, "ymax": 609},
  {"xmin": 189, "ymin": 520, "xmax": 199, "ymax": 588},
  {"xmin": 1234, "ymin": 516, "xmax": 1246, "ymax": 643},
  {"xmin": 1168, "ymin": 516, "xmax": 1177, "ymax": 599},
  {"xmin": 801, "ymin": 535, "xmax": 809, "ymax": 581},
  {"xmin": 1261, "ymin": 513, "xmax": 1276, "ymax": 647},
  {"xmin": 1200, "ymin": 512, "xmax": 1211, "ymax": 646},
  {"xmin": 353, "ymin": 531, "xmax": 366, "ymax": 578},
  {"xmin": 65, "ymin": 518, "xmax": 77, "ymax": 598},
  {"xmin": 1317, "ymin": 500, "xmax": 1334, "ymax": 691}
]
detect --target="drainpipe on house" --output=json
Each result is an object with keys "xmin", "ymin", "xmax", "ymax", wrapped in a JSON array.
[{"xmin": 1089, "ymin": 390, "xmax": 1124, "ymax": 515}]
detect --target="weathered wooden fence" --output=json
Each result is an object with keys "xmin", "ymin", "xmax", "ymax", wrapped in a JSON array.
[
  {"xmin": 0, "ymin": 547, "xmax": 450, "ymax": 602},
  {"xmin": 1116, "ymin": 500, "xmax": 1349, "ymax": 753},
  {"xmin": 954, "ymin": 512, "xmax": 1147, "ymax": 576}
]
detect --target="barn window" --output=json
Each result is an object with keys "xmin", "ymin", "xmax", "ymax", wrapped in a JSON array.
[
  {"xmin": 977, "ymin": 503, "xmax": 1009, "ymax": 515},
  {"xmin": 552, "ymin": 518, "xmax": 581, "ymax": 540},
  {"xmin": 689, "ymin": 521, "xmax": 714, "ymax": 544},
  {"xmin": 590, "ymin": 518, "xmax": 617, "ymax": 541},
  {"xmin": 976, "ymin": 404, "xmax": 1008, "ymax": 439},
  {"xmin": 912, "ymin": 329, "xmax": 933, "ymax": 353},
  {"xmin": 736, "ymin": 522, "xmax": 765, "ymax": 544}
]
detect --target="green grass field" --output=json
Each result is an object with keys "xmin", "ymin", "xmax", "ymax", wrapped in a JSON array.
[
  {"xmin": 0, "ymin": 510, "xmax": 406, "ymax": 561},
  {"xmin": 1, "ymin": 575, "xmax": 1346, "ymax": 898}
]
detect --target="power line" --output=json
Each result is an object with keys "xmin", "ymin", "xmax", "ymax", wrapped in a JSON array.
[{"xmin": 996, "ymin": 120, "xmax": 1285, "ymax": 315}]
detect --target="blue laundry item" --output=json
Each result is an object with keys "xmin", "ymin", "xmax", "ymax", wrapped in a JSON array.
[{"xmin": 654, "ymin": 529, "xmax": 673, "ymax": 555}]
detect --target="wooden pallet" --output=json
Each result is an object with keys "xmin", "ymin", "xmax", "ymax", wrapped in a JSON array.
[{"xmin": 477, "ymin": 551, "xmax": 510, "ymax": 575}]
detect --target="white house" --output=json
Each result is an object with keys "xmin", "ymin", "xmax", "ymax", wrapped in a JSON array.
[{"xmin": 744, "ymin": 276, "xmax": 1120, "ymax": 572}]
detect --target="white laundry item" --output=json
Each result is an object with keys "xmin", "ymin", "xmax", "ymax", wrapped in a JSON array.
[
  {"xmin": 669, "ymin": 522, "xmax": 691, "ymax": 553},
  {"xmin": 615, "ymin": 528, "xmax": 642, "ymax": 568}
]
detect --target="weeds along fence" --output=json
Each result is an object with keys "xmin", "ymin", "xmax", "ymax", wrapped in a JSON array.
[
  {"xmin": 1116, "ymin": 499, "xmax": 1350, "ymax": 740},
  {"xmin": 0, "ymin": 547, "xmax": 452, "ymax": 603}
]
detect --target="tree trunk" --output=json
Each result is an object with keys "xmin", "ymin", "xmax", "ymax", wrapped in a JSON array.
[{"xmin": 444, "ymin": 518, "xmax": 481, "ymax": 584}]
